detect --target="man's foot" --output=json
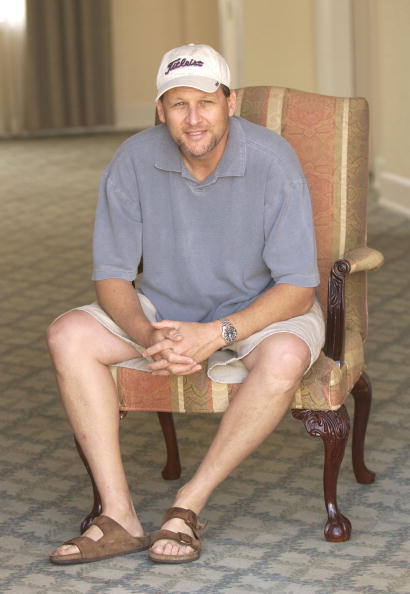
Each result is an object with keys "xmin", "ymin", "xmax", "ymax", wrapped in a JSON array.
[
  {"xmin": 49, "ymin": 514, "xmax": 149, "ymax": 564},
  {"xmin": 149, "ymin": 507, "xmax": 206, "ymax": 564}
]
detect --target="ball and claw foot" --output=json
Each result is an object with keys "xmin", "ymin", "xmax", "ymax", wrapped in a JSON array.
[{"xmin": 324, "ymin": 513, "xmax": 352, "ymax": 542}]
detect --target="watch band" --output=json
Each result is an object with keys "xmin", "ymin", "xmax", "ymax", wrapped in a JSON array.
[{"xmin": 220, "ymin": 318, "xmax": 238, "ymax": 345}]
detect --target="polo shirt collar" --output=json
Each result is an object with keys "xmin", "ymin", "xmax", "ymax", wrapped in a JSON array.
[{"xmin": 154, "ymin": 116, "xmax": 246, "ymax": 180}]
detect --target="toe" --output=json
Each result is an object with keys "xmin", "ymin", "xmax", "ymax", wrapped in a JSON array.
[
  {"xmin": 51, "ymin": 544, "xmax": 79, "ymax": 557},
  {"xmin": 151, "ymin": 538, "xmax": 194, "ymax": 558},
  {"xmin": 164, "ymin": 542, "xmax": 176, "ymax": 556},
  {"xmin": 151, "ymin": 538, "xmax": 166, "ymax": 555},
  {"xmin": 50, "ymin": 523, "xmax": 103, "ymax": 558}
]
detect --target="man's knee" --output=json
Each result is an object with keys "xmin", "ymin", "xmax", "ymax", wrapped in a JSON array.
[
  {"xmin": 276, "ymin": 348, "xmax": 309, "ymax": 381},
  {"xmin": 246, "ymin": 334, "xmax": 310, "ymax": 390},
  {"xmin": 47, "ymin": 311, "xmax": 91, "ymax": 359}
]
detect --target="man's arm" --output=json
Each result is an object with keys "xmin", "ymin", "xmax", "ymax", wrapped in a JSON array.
[
  {"xmin": 95, "ymin": 278, "xmax": 153, "ymax": 347},
  {"xmin": 96, "ymin": 279, "xmax": 201, "ymax": 373},
  {"xmin": 144, "ymin": 283, "xmax": 315, "ymax": 373},
  {"xmin": 228, "ymin": 282, "xmax": 314, "ymax": 342}
]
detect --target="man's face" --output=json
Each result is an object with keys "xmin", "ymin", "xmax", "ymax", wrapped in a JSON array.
[{"xmin": 156, "ymin": 86, "xmax": 237, "ymax": 161}]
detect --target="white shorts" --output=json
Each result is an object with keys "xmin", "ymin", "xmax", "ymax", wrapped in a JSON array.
[{"xmin": 73, "ymin": 292, "xmax": 325, "ymax": 384}]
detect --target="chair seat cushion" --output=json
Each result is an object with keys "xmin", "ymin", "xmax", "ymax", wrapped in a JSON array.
[{"xmin": 112, "ymin": 330, "xmax": 364, "ymax": 413}]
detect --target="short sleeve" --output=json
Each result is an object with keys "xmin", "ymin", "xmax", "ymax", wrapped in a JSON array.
[
  {"xmin": 92, "ymin": 159, "xmax": 142, "ymax": 282},
  {"xmin": 263, "ymin": 175, "xmax": 320, "ymax": 288}
]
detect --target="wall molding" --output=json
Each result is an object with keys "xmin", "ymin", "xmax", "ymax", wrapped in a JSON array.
[
  {"xmin": 314, "ymin": 0, "xmax": 355, "ymax": 96},
  {"xmin": 218, "ymin": 0, "xmax": 244, "ymax": 88}
]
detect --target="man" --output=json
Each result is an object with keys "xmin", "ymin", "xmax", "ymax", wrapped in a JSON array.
[{"xmin": 47, "ymin": 44, "xmax": 325, "ymax": 565}]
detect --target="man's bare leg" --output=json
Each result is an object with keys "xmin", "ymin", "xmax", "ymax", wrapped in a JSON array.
[
  {"xmin": 47, "ymin": 310, "xmax": 146, "ymax": 557},
  {"xmin": 151, "ymin": 333, "xmax": 311, "ymax": 558}
]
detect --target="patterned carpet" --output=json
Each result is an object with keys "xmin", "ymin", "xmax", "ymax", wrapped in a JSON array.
[{"xmin": 0, "ymin": 134, "xmax": 409, "ymax": 594}]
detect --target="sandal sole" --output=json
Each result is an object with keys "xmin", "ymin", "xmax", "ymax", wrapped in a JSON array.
[
  {"xmin": 149, "ymin": 551, "xmax": 200, "ymax": 564},
  {"xmin": 50, "ymin": 545, "xmax": 150, "ymax": 565}
]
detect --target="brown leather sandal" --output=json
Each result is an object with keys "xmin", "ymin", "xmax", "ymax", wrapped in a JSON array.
[
  {"xmin": 149, "ymin": 507, "xmax": 207, "ymax": 564},
  {"xmin": 49, "ymin": 515, "xmax": 151, "ymax": 565}
]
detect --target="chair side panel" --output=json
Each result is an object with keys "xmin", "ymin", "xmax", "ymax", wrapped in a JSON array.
[{"xmin": 344, "ymin": 98, "xmax": 369, "ymax": 339}]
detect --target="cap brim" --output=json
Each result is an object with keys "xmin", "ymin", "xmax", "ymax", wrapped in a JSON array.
[{"xmin": 155, "ymin": 75, "xmax": 223, "ymax": 101}]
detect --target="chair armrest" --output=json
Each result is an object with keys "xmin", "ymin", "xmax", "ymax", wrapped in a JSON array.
[
  {"xmin": 343, "ymin": 247, "xmax": 384, "ymax": 274},
  {"xmin": 323, "ymin": 246, "xmax": 383, "ymax": 362}
]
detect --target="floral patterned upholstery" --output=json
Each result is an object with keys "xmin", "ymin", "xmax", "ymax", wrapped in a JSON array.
[{"xmin": 111, "ymin": 86, "xmax": 378, "ymax": 414}]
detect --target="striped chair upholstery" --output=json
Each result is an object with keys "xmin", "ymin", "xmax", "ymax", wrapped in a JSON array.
[{"xmin": 79, "ymin": 87, "xmax": 383, "ymax": 542}]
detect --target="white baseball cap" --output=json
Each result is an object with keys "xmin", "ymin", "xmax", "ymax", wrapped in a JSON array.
[{"xmin": 155, "ymin": 43, "xmax": 231, "ymax": 101}]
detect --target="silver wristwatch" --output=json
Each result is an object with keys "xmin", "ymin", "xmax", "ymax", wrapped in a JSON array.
[{"xmin": 220, "ymin": 318, "xmax": 238, "ymax": 345}]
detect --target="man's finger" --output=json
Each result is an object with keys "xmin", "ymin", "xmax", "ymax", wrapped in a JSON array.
[
  {"xmin": 147, "ymin": 350, "xmax": 195, "ymax": 370},
  {"xmin": 165, "ymin": 329, "xmax": 182, "ymax": 340},
  {"xmin": 143, "ymin": 340, "xmax": 174, "ymax": 358},
  {"xmin": 148, "ymin": 358, "xmax": 169, "ymax": 371},
  {"xmin": 165, "ymin": 351, "xmax": 195, "ymax": 364},
  {"xmin": 152, "ymin": 320, "xmax": 179, "ymax": 330},
  {"xmin": 152, "ymin": 363, "xmax": 202, "ymax": 376}
]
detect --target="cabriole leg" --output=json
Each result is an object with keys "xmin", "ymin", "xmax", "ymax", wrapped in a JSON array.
[
  {"xmin": 351, "ymin": 372, "xmax": 376, "ymax": 484},
  {"xmin": 157, "ymin": 412, "xmax": 181, "ymax": 480},
  {"xmin": 292, "ymin": 406, "xmax": 352, "ymax": 542}
]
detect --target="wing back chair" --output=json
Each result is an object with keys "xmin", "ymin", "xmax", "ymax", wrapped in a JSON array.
[{"xmin": 76, "ymin": 86, "xmax": 384, "ymax": 542}]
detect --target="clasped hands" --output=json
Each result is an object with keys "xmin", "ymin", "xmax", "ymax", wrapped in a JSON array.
[{"xmin": 142, "ymin": 319, "xmax": 221, "ymax": 376}]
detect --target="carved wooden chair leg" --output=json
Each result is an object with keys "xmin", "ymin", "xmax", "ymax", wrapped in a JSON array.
[
  {"xmin": 74, "ymin": 436, "xmax": 102, "ymax": 533},
  {"xmin": 351, "ymin": 372, "xmax": 376, "ymax": 484},
  {"xmin": 292, "ymin": 406, "xmax": 352, "ymax": 542},
  {"xmin": 157, "ymin": 412, "xmax": 181, "ymax": 480}
]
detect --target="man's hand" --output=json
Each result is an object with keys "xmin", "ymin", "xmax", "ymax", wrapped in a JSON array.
[
  {"xmin": 145, "ymin": 325, "xmax": 201, "ymax": 375},
  {"xmin": 143, "ymin": 320, "xmax": 222, "ymax": 376}
]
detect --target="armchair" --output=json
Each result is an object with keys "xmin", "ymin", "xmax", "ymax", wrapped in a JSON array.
[{"xmin": 76, "ymin": 86, "xmax": 384, "ymax": 542}]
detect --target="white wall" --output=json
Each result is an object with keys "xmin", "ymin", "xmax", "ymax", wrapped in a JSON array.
[
  {"xmin": 111, "ymin": 0, "xmax": 219, "ymax": 129},
  {"xmin": 242, "ymin": 0, "xmax": 316, "ymax": 91},
  {"xmin": 373, "ymin": 0, "xmax": 410, "ymax": 216}
]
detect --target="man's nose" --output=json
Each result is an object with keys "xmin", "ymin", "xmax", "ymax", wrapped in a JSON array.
[{"xmin": 185, "ymin": 106, "xmax": 201, "ymax": 125}]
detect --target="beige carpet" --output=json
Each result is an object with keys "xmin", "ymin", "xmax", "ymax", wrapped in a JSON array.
[{"xmin": 0, "ymin": 133, "xmax": 409, "ymax": 593}]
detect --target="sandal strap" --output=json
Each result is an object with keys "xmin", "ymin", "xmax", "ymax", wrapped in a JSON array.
[
  {"xmin": 151, "ymin": 529, "xmax": 201, "ymax": 553},
  {"xmin": 162, "ymin": 507, "xmax": 200, "ymax": 533},
  {"xmin": 92, "ymin": 515, "xmax": 151, "ymax": 548},
  {"xmin": 60, "ymin": 515, "xmax": 150, "ymax": 559},
  {"xmin": 92, "ymin": 515, "xmax": 129, "ymax": 538},
  {"xmin": 62, "ymin": 535, "xmax": 99, "ymax": 558}
]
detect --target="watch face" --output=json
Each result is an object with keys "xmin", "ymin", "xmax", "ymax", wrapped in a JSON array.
[{"xmin": 222, "ymin": 321, "xmax": 237, "ymax": 343}]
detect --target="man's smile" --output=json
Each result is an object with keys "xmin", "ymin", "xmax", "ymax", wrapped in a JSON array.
[{"xmin": 184, "ymin": 130, "xmax": 207, "ymax": 137}]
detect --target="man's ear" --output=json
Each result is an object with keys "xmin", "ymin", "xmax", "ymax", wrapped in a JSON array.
[
  {"xmin": 156, "ymin": 100, "xmax": 166, "ymax": 124},
  {"xmin": 228, "ymin": 90, "xmax": 237, "ymax": 117}
]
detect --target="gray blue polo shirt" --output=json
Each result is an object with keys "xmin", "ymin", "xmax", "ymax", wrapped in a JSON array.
[{"xmin": 93, "ymin": 116, "xmax": 319, "ymax": 323}]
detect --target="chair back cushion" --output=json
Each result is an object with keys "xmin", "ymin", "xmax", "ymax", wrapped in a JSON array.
[{"xmin": 235, "ymin": 87, "xmax": 369, "ymax": 339}]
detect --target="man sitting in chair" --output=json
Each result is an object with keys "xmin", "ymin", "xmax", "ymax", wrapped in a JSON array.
[{"xmin": 48, "ymin": 44, "xmax": 325, "ymax": 565}]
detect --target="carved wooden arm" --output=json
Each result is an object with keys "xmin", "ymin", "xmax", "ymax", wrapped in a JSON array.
[{"xmin": 323, "ymin": 247, "xmax": 384, "ymax": 363}]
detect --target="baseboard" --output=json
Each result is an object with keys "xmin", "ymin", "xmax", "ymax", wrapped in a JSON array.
[{"xmin": 378, "ymin": 170, "xmax": 410, "ymax": 218}]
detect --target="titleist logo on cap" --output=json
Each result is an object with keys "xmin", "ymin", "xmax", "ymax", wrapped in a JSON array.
[{"xmin": 165, "ymin": 58, "xmax": 204, "ymax": 75}]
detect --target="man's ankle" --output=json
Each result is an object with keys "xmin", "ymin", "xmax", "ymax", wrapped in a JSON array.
[
  {"xmin": 102, "ymin": 502, "xmax": 138, "ymax": 522},
  {"xmin": 172, "ymin": 487, "xmax": 206, "ymax": 516}
]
